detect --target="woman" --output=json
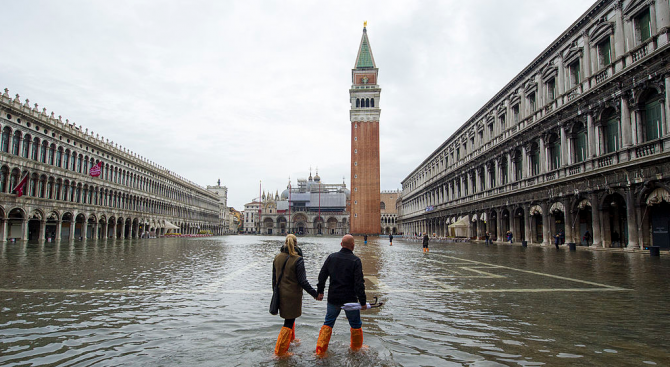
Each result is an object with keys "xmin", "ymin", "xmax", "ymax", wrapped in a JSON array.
[{"xmin": 272, "ymin": 234, "xmax": 318, "ymax": 356}]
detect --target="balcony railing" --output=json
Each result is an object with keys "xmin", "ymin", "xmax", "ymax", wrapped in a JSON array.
[
  {"xmin": 635, "ymin": 140, "xmax": 657, "ymax": 158},
  {"xmin": 631, "ymin": 40, "xmax": 652, "ymax": 63},
  {"xmin": 595, "ymin": 68, "xmax": 609, "ymax": 85}
]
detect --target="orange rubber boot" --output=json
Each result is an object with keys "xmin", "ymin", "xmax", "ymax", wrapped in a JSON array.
[
  {"xmin": 315, "ymin": 325, "xmax": 333, "ymax": 356},
  {"xmin": 350, "ymin": 327, "xmax": 363, "ymax": 350},
  {"xmin": 274, "ymin": 326, "xmax": 292, "ymax": 356},
  {"xmin": 290, "ymin": 323, "xmax": 299, "ymax": 343}
]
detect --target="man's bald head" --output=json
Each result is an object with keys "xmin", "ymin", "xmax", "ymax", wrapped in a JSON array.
[{"xmin": 341, "ymin": 234, "xmax": 355, "ymax": 250}]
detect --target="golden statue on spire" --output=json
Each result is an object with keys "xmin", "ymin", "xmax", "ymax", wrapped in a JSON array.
[{"xmin": 364, "ymin": 21, "xmax": 367, "ymax": 28}]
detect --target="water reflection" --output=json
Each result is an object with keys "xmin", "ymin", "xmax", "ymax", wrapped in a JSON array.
[{"xmin": 0, "ymin": 236, "xmax": 669, "ymax": 366}]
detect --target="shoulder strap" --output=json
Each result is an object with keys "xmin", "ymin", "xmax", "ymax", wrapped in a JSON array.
[{"xmin": 276, "ymin": 254, "xmax": 291, "ymax": 285}]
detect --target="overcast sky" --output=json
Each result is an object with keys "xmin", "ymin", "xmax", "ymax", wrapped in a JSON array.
[{"xmin": 2, "ymin": 0, "xmax": 594, "ymax": 210}]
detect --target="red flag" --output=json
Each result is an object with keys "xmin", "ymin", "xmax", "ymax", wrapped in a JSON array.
[
  {"xmin": 90, "ymin": 161, "xmax": 103, "ymax": 177},
  {"xmin": 13, "ymin": 172, "xmax": 29, "ymax": 197}
]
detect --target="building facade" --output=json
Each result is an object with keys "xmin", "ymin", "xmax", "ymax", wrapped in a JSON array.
[
  {"xmin": 399, "ymin": 0, "xmax": 670, "ymax": 249},
  {"xmin": 0, "ymin": 89, "xmax": 224, "ymax": 240},
  {"xmin": 244, "ymin": 171, "xmax": 350, "ymax": 236},
  {"xmin": 350, "ymin": 24, "xmax": 382, "ymax": 235},
  {"xmin": 381, "ymin": 190, "xmax": 399, "ymax": 234},
  {"xmin": 206, "ymin": 179, "xmax": 235, "ymax": 234},
  {"xmin": 242, "ymin": 200, "xmax": 261, "ymax": 234}
]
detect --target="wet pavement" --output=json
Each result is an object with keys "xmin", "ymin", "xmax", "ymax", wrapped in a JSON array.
[{"xmin": 1, "ymin": 236, "xmax": 669, "ymax": 366}]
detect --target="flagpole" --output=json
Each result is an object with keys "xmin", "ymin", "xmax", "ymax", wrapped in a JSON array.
[
  {"xmin": 13, "ymin": 171, "xmax": 29, "ymax": 197},
  {"xmin": 258, "ymin": 180, "xmax": 262, "ymax": 235},
  {"xmin": 288, "ymin": 177, "xmax": 291, "ymax": 234},
  {"xmin": 318, "ymin": 181, "xmax": 321, "ymax": 234}
]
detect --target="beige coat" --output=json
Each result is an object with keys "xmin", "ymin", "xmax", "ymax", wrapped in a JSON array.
[{"xmin": 273, "ymin": 252, "xmax": 304, "ymax": 319}]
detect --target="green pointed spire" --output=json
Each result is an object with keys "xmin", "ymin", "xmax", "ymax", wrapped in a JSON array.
[{"xmin": 355, "ymin": 26, "xmax": 376, "ymax": 69}]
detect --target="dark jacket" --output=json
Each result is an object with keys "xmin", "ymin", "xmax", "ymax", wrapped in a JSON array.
[
  {"xmin": 317, "ymin": 248, "xmax": 366, "ymax": 306},
  {"xmin": 273, "ymin": 249, "xmax": 317, "ymax": 319},
  {"xmin": 423, "ymin": 235, "xmax": 429, "ymax": 245}
]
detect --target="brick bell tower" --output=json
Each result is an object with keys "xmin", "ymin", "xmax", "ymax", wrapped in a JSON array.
[{"xmin": 350, "ymin": 22, "xmax": 381, "ymax": 235}]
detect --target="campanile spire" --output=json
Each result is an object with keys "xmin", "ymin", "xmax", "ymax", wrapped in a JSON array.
[{"xmin": 349, "ymin": 23, "xmax": 381, "ymax": 235}]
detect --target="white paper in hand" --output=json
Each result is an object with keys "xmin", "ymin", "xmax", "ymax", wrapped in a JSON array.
[{"xmin": 341, "ymin": 302, "xmax": 371, "ymax": 311}]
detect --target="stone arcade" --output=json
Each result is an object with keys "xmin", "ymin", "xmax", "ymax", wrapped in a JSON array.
[
  {"xmin": 398, "ymin": 0, "xmax": 670, "ymax": 249},
  {"xmin": 0, "ymin": 90, "xmax": 225, "ymax": 240}
]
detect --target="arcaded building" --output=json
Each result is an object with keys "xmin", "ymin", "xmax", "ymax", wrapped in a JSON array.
[
  {"xmin": 399, "ymin": 0, "xmax": 670, "ymax": 249},
  {"xmin": 0, "ymin": 89, "xmax": 225, "ymax": 240},
  {"xmin": 380, "ymin": 190, "xmax": 399, "ymax": 235},
  {"xmin": 350, "ymin": 24, "xmax": 382, "ymax": 235}
]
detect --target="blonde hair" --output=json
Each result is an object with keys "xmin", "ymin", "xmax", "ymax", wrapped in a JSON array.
[{"xmin": 284, "ymin": 234, "xmax": 298, "ymax": 256}]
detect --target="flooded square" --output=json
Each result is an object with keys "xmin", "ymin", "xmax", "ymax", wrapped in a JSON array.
[{"xmin": 1, "ymin": 236, "xmax": 669, "ymax": 366}]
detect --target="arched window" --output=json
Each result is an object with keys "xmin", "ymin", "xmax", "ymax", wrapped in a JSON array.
[
  {"xmin": 548, "ymin": 134, "xmax": 561, "ymax": 170},
  {"xmin": 356, "ymin": 98, "xmax": 360, "ymax": 107},
  {"xmin": 48, "ymin": 144, "xmax": 55, "ymax": 165},
  {"xmin": 77, "ymin": 155, "xmax": 83, "ymax": 173},
  {"xmin": 29, "ymin": 174, "xmax": 37, "ymax": 196},
  {"xmin": 500, "ymin": 157, "xmax": 508, "ymax": 184},
  {"xmin": 0, "ymin": 166, "xmax": 7, "ymax": 193},
  {"xmin": 54, "ymin": 180, "xmax": 61, "ymax": 200},
  {"xmin": 380, "ymin": 201, "xmax": 386, "ymax": 210},
  {"xmin": 40, "ymin": 141, "xmax": 48, "ymax": 163},
  {"xmin": 22, "ymin": 135, "xmax": 31, "ymax": 158},
  {"xmin": 31, "ymin": 137, "xmax": 40, "ymax": 160},
  {"xmin": 371, "ymin": 98, "xmax": 375, "ymax": 107},
  {"xmin": 63, "ymin": 150, "xmax": 70, "ymax": 169},
  {"xmin": 572, "ymin": 123, "xmax": 587, "ymax": 163},
  {"xmin": 365, "ymin": 98, "xmax": 370, "ymax": 107},
  {"xmin": 11, "ymin": 131, "xmax": 21, "ymax": 155},
  {"xmin": 488, "ymin": 162, "xmax": 496, "ymax": 187},
  {"xmin": 56, "ymin": 148, "xmax": 63, "ymax": 167},
  {"xmin": 602, "ymin": 109, "xmax": 619, "ymax": 153},
  {"xmin": 529, "ymin": 143, "xmax": 540, "ymax": 176},
  {"xmin": 641, "ymin": 90, "xmax": 662, "ymax": 141},
  {"xmin": 38, "ymin": 176, "xmax": 46, "ymax": 198},
  {"xmin": 0, "ymin": 127, "xmax": 10, "ymax": 153},
  {"xmin": 47, "ymin": 178, "xmax": 54, "ymax": 199}
]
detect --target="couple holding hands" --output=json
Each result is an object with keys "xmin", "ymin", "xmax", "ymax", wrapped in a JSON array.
[{"xmin": 272, "ymin": 234, "xmax": 367, "ymax": 356}]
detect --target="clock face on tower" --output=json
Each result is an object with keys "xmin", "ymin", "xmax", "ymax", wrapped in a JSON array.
[{"xmin": 362, "ymin": 76, "xmax": 369, "ymax": 84}]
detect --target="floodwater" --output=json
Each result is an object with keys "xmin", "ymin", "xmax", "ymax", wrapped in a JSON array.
[{"xmin": 1, "ymin": 236, "xmax": 669, "ymax": 366}]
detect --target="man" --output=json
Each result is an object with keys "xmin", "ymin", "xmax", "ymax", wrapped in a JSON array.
[
  {"xmin": 422, "ymin": 233, "xmax": 429, "ymax": 252},
  {"xmin": 315, "ymin": 234, "xmax": 367, "ymax": 355},
  {"xmin": 389, "ymin": 233, "xmax": 393, "ymax": 246}
]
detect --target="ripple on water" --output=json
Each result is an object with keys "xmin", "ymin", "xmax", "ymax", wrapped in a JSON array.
[{"xmin": 2, "ymin": 237, "xmax": 670, "ymax": 366}]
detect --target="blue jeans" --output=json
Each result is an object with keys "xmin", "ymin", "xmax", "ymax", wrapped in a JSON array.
[{"xmin": 324, "ymin": 302, "xmax": 362, "ymax": 329}]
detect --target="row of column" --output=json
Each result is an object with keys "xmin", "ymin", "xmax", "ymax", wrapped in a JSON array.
[
  {"xmin": 402, "ymin": 190, "xmax": 641, "ymax": 249},
  {"xmin": 0, "ymin": 219, "xmax": 189, "ymax": 241}
]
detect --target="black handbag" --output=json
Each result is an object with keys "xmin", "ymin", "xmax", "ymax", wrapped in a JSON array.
[{"xmin": 269, "ymin": 255, "xmax": 290, "ymax": 315}]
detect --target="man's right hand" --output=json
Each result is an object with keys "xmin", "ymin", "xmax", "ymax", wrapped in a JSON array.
[
  {"xmin": 360, "ymin": 304, "xmax": 368, "ymax": 310},
  {"xmin": 316, "ymin": 293, "xmax": 324, "ymax": 301}
]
